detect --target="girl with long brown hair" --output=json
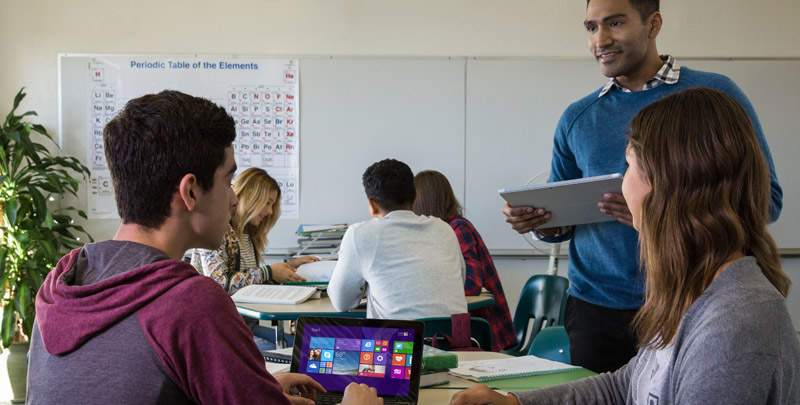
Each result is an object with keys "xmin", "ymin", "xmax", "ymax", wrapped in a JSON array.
[
  {"xmin": 450, "ymin": 87, "xmax": 799, "ymax": 404},
  {"xmin": 413, "ymin": 170, "xmax": 517, "ymax": 352}
]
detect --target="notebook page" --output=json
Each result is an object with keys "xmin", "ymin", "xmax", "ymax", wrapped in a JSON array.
[{"xmin": 448, "ymin": 355, "xmax": 578, "ymax": 382}]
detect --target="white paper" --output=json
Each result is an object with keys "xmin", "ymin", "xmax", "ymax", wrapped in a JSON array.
[
  {"xmin": 295, "ymin": 260, "xmax": 337, "ymax": 282},
  {"xmin": 448, "ymin": 355, "xmax": 578, "ymax": 382}
]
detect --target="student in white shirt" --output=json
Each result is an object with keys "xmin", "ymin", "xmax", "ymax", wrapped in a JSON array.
[{"xmin": 328, "ymin": 158, "xmax": 467, "ymax": 320}]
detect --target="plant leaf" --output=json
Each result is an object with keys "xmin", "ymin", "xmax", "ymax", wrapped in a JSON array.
[
  {"xmin": 14, "ymin": 281, "xmax": 30, "ymax": 323},
  {"xmin": 0, "ymin": 250, "xmax": 7, "ymax": 286},
  {"xmin": 1, "ymin": 303, "xmax": 15, "ymax": 349},
  {"xmin": 26, "ymin": 266, "xmax": 45, "ymax": 296},
  {"xmin": 39, "ymin": 239, "xmax": 56, "ymax": 261},
  {"xmin": 44, "ymin": 211, "xmax": 54, "ymax": 229},
  {"xmin": 12, "ymin": 88, "xmax": 25, "ymax": 110},
  {"xmin": 4, "ymin": 197, "xmax": 18, "ymax": 226}
]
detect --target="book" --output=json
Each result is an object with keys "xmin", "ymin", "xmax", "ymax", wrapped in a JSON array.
[
  {"xmin": 297, "ymin": 240, "xmax": 342, "ymax": 248},
  {"xmin": 263, "ymin": 347, "xmax": 294, "ymax": 364},
  {"xmin": 283, "ymin": 281, "xmax": 329, "ymax": 288},
  {"xmin": 296, "ymin": 224, "xmax": 348, "ymax": 237},
  {"xmin": 297, "ymin": 234, "xmax": 345, "ymax": 243},
  {"xmin": 231, "ymin": 285, "xmax": 318, "ymax": 305},
  {"xmin": 288, "ymin": 246, "xmax": 340, "ymax": 255},
  {"xmin": 421, "ymin": 345, "xmax": 458, "ymax": 371},
  {"xmin": 447, "ymin": 355, "xmax": 579, "ymax": 382},
  {"xmin": 419, "ymin": 369, "xmax": 450, "ymax": 388}
]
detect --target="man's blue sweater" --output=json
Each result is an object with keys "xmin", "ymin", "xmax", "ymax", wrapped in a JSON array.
[{"xmin": 545, "ymin": 67, "xmax": 783, "ymax": 310}]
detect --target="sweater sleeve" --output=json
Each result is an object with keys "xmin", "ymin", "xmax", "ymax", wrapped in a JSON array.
[
  {"xmin": 540, "ymin": 110, "xmax": 582, "ymax": 243},
  {"xmin": 327, "ymin": 226, "xmax": 367, "ymax": 311},
  {"xmin": 699, "ymin": 74, "xmax": 783, "ymax": 222},
  {"xmin": 137, "ymin": 274, "xmax": 289, "ymax": 404},
  {"xmin": 726, "ymin": 84, "xmax": 782, "ymax": 222}
]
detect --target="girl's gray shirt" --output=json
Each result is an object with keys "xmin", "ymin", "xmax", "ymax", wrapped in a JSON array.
[{"xmin": 515, "ymin": 256, "xmax": 799, "ymax": 404}]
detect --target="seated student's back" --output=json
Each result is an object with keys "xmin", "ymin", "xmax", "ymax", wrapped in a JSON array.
[{"xmin": 328, "ymin": 159, "xmax": 467, "ymax": 320}]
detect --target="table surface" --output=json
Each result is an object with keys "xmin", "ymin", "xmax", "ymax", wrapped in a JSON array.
[
  {"xmin": 419, "ymin": 351, "xmax": 595, "ymax": 403},
  {"xmin": 266, "ymin": 351, "xmax": 595, "ymax": 403},
  {"xmin": 237, "ymin": 293, "xmax": 495, "ymax": 321}
]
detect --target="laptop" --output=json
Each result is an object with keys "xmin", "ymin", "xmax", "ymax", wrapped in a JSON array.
[{"xmin": 291, "ymin": 316, "xmax": 424, "ymax": 405}]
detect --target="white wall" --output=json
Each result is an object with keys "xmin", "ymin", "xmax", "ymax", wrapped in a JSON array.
[
  {"xmin": 3, "ymin": 0, "xmax": 799, "ymax": 128},
  {"xmin": 3, "ymin": 0, "xmax": 799, "ymax": 331}
]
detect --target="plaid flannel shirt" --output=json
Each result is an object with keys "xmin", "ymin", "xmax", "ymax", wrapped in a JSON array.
[{"xmin": 448, "ymin": 216, "xmax": 517, "ymax": 351}]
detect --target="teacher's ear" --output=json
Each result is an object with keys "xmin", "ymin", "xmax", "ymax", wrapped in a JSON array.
[{"xmin": 648, "ymin": 11, "xmax": 662, "ymax": 39}]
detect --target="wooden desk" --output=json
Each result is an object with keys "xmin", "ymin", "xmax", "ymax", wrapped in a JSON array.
[
  {"xmin": 237, "ymin": 293, "xmax": 495, "ymax": 348},
  {"xmin": 419, "ymin": 352, "xmax": 596, "ymax": 403}
]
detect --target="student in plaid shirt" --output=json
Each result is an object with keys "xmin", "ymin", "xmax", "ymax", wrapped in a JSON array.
[{"xmin": 413, "ymin": 170, "xmax": 517, "ymax": 352}]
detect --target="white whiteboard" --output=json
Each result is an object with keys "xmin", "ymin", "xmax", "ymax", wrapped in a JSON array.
[{"xmin": 59, "ymin": 55, "xmax": 800, "ymax": 251}]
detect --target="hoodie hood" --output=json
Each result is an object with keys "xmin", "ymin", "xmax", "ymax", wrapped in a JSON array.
[{"xmin": 36, "ymin": 247, "xmax": 201, "ymax": 355}]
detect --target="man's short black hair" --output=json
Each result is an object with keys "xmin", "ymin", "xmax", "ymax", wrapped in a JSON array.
[
  {"xmin": 362, "ymin": 159, "xmax": 416, "ymax": 212},
  {"xmin": 587, "ymin": 0, "xmax": 659, "ymax": 21},
  {"xmin": 103, "ymin": 90, "xmax": 236, "ymax": 229}
]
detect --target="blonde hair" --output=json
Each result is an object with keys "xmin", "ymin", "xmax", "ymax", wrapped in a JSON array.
[
  {"xmin": 628, "ymin": 87, "xmax": 789, "ymax": 350},
  {"xmin": 231, "ymin": 168, "xmax": 282, "ymax": 258}
]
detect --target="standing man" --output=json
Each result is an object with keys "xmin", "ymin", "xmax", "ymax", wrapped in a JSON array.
[{"xmin": 503, "ymin": 0, "xmax": 782, "ymax": 373}]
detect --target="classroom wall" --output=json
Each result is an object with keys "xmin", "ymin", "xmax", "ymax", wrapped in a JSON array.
[{"xmin": 2, "ymin": 0, "xmax": 800, "ymax": 331}]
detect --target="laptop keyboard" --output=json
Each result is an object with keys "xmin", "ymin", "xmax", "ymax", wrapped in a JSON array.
[
  {"xmin": 313, "ymin": 394, "xmax": 342, "ymax": 405},
  {"xmin": 313, "ymin": 393, "xmax": 412, "ymax": 405}
]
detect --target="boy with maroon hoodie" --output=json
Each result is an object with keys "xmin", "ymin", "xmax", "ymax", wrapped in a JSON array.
[{"xmin": 26, "ymin": 91, "xmax": 378, "ymax": 404}]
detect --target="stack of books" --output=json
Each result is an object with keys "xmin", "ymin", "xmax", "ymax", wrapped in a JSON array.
[
  {"xmin": 290, "ymin": 224, "xmax": 348, "ymax": 256},
  {"xmin": 420, "ymin": 345, "xmax": 458, "ymax": 388}
]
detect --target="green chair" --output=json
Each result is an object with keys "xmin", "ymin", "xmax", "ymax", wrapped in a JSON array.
[
  {"xmin": 417, "ymin": 316, "xmax": 493, "ymax": 351},
  {"xmin": 527, "ymin": 326, "xmax": 570, "ymax": 364},
  {"xmin": 502, "ymin": 274, "xmax": 569, "ymax": 357}
]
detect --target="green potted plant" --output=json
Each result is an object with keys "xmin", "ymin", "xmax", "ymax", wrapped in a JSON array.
[{"xmin": 0, "ymin": 88, "xmax": 92, "ymax": 401}]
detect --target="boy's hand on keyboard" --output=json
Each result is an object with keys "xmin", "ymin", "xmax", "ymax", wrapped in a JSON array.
[
  {"xmin": 272, "ymin": 263, "xmax": 307, "ymax": 283},
  {"xmin": 339, "ymin": 383, "xmax": 383, "ymax": 405},
  {"xmin": 274, "ymin": 372, "xmax": 325, "ymax": 404}
]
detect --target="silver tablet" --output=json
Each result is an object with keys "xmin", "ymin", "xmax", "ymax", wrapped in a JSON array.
[{"xmin": 499, "ymin": 173, "xmax": 623, "ymax": 228}]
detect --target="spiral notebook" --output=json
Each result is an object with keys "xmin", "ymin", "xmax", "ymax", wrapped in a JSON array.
[{"xmin": 448, "ymin": 355, "xmax": 578, "ymax": 382}]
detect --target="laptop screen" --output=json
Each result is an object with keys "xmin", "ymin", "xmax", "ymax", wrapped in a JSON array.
[{"xmin": 291, "ymin": 316, "xmax": 424, "ymax": 401}]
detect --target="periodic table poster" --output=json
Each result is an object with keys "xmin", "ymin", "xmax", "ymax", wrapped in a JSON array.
[{"xmin": 86, "ymin": 56, "xmax": 300, "ymax": 219}]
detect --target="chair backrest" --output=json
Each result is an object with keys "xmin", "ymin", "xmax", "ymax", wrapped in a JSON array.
[
  {"xmin": 417, "ymin": 316, "xmax": 493, "ymax": 351},
  {"xmin": 503, "ymin": 274, "xmax": 569, "ymax": 356},
  {"xmin": 527, "ymin": 325, "xmax": 570, "ymax": 364}
]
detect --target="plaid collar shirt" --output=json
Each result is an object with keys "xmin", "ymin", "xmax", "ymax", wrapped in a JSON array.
[
  {"xmin": 598, "ymin": 55, "xmax": 680, "ymax": 97},
  {"xmin": 448, "ymin": 216, "xmax": 518, "ymax": 352}
]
